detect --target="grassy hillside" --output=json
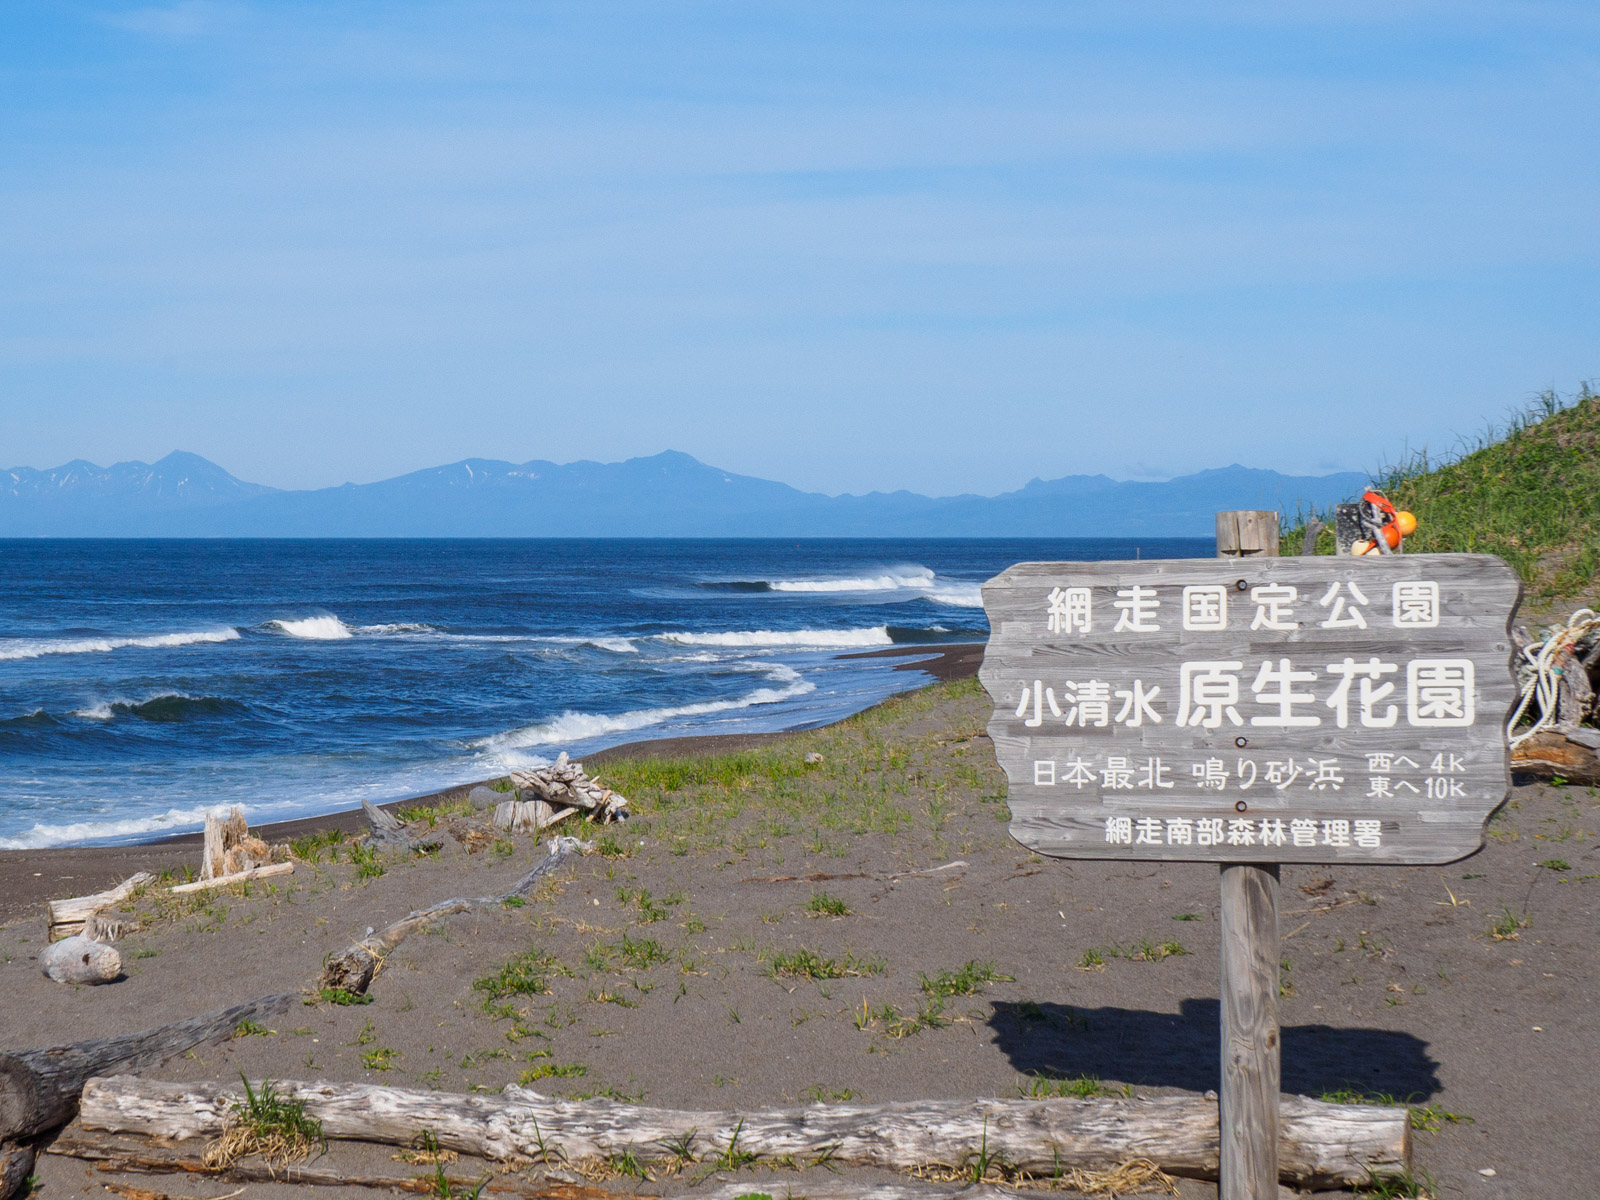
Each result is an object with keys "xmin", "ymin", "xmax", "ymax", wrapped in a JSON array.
[{"xmin": 1287, "ymin": 384, "xmax": 1600, "ymax": 609}]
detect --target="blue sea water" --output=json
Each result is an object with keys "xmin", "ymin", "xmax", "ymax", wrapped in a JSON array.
[{"xmin": 0, "ymin": 538, "xmax": 1208, "ymax": 848}]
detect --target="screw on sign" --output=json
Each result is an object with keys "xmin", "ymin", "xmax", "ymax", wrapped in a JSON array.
[{"xmin": 979, "ymin": 540, "xmax": 1520, "ymax": 1200}]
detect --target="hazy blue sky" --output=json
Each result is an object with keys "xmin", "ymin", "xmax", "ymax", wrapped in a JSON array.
[{"xmin": 2, "ymin": 2, "xmax": 1596, "ymax": 495}]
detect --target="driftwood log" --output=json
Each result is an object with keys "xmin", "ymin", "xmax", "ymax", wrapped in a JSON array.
[
  {"xmin": 492, "ymin": 800, "xmax": 575, "ymax": 835},
  {"xmin": 78, "ymin": 1078, "xmax": 1409, "ymax": 1188},
  {"xmin": 38, "ymin": 936, "xmax": 122, "ymax": 986},
  {"xmin": 200, "ymin": 808, "xmax": 274, "ymax": 880},
  {"xmin": 0, "ymin": 1145, "xmax": 30, "ymax": 1200},
  {"xmin": 361, "ymin": 800, "xmax": 444, "ymax": 855},
  {"xmin": 0, "ymin": 994, "xmax": 292, "ymax": 1148},
  {"xmin": 510, "ymin": 753, "xmax": 628, "ymax": 823},
  {"xmin": 317, "ymin": 836, "xmax": 588, "ymax": 996},
  {"xmin": 1512, "ymin": 726, "xmax": 1600, "ymax": 786},
  {"xmin": 169, "ymin": 862, "xmax": 294, "ymax": 895},
  {"xmin": 46, "ymin": 873, "xmax": 154, "ymax": 943}
]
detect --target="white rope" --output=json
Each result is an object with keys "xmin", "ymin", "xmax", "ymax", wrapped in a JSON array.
[{"xmin": 1507, "ymin": 607, "xmax": 1600, "ymax": 748}]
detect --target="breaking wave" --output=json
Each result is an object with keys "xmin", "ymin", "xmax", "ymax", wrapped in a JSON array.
[
  {"xmin": 71, "ymin": 693, "xmax": 244, "ymax": 723},
  {"xmin": 266, "ymin": 615, "xmax": 354, "ymax": 639},
  {"xmin": 265, "ymin": 616, "xmax": 438, "ymax": 640},
  {"xmin": 699, "ymin": 565, "xmax": 984, "ymax": 606},
  {"xmin": 656, "ymin": 627, "xmax": 894, "ymax": 649},
  {"xmin": 0, "ymin": 805, "xmax": 221, "ymax": 850},
  {"xmin": 0, "ymin": 628, "xmax": 241, "ymax": 662},
  {"xmin": 479, "ymin": 678, "xmax": 817, "ymax": 751}
]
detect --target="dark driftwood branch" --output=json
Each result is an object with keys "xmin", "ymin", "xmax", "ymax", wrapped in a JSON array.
[
  {"xmin": 0, "ymin": 1144, "xmax": 31, "ymax": 1200},
  {"xmin": 318, "ymin": 837, "xmax": 587, "ymax": 995},
  {"xmin": 49, "ymin": 1135, "xmax": 638, "ymax": 1200},
  {"xmin": 79, "ymin": 1076, "xmax": 1408, "ymax": 1188},
  {"xmin": 0, "ymin": 994, "xmax": 292, "ymax": 1146}
]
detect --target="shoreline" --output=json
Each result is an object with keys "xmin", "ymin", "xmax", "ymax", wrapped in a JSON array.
[{"xmin": 0, "ymin": 642, "xmax": 984, "ymax": 925}]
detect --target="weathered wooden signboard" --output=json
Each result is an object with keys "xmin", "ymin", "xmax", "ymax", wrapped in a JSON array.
[{"xmin": 979, "ymin": 555, "xmax": 1522, "ymax": 864}]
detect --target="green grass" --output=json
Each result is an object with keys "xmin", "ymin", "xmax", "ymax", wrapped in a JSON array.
[
  {"xmin": 806, "ymin": 892, "xmax": 851, "ymax": 917},
  {"xmin": 348, "ymin": 841, "xmax": 386, "ymax": 880},
  {"xmin": 309, "ymin": 986, "xmax": 372, "ymax": 1006},
  {"xmin": 768, "ymin": 946, "xmax": 884, "ymax": 980},
  {"xmin": 919, "ymin": 960, "xmax": 1013, "ymax": 999},
  {"xmin": 519, "ymin": 1062, "xmax": 587, "ymax": 1083},
  {"xmin": 227, "ymin": 1074, "xmax": 324, "ymax": 1160},
  {"xmin": 1282, "ymin": 383, "xmax": 1600, "ymax": 605},
  {"xmin": 472, "ymin": 948, "xmax": 567, "ymax": 1006},
  {"xmin": 1078, "ymin": 939, "xmax": 1188, "ymax": 970},
  {"xmin": 396, "ymin": 798, "xmax": 472, "ymax": 826},
  {"xmin": 1021, "ymin": 1073, "xmax": 1131, "ymax": 1100},
  {"xmin": 288, "ymin": 828, "xmax": 345, "ymax": 863},
  {"xmin": 589, "ymin": 677, "xmax": 997, "ymax": 860}
]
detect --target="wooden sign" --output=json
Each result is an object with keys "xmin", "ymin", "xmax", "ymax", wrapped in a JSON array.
[{"xmin": 979, "ymin": 554, "xmax": 1521, "ymax": 864}]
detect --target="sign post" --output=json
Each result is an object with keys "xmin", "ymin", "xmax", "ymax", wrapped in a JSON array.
[
  {"xmin": 1216, "ymin": 509, "xmax": 1283, "ymax": 1200},
  {"xmin": 978, "ymin": 523, "xmax": 1520, "ymax": 1198}
]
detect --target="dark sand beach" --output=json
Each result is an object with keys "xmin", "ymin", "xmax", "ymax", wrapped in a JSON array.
[{"xmin": 2, "ymin": 641, "xmax": 1596, "ymax": 1198}]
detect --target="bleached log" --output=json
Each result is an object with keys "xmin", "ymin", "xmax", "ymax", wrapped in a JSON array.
[
  {"xmin": 46, "ymin": 873, "xmax": 155, "ymax": 942},
  {"xmin": 317, "ymin": 836, "xmax": 587, "ymax": 995},
  {"xmin": 39, "ymin": 936, "xmax": 121, "ymax": 985},
  {"xmin": 0, "ymin": 993, "xmax": 292, "ymax": 1143},
  {"xmin": 491, "ymin": 800, "xmax": 574, "ymax": 834},
  {"xmin": 168, "ymin": 862, "xmax": 293, "ymax": 895},
  {"xmin": 79, "ymin": 1078, "xmax": 1409, "ymax": 1189},
  {"xmin": 200, "ymin": 808, "xmax": 249, "ymax": 881}
]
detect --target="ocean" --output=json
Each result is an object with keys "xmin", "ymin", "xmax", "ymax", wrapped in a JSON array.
[{"xmin": 0, "ymin": 537, "xmax": 1208, "ymax": 848}]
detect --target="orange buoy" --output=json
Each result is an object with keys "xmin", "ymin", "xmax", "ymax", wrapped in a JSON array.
[
  {"xmin": 1381, "ymin": 523, "xmax": 1401, "ymax": 549},
  {"xmin": 1395, "ymin": 510, "xmax": 1418, "ymax": 537}
]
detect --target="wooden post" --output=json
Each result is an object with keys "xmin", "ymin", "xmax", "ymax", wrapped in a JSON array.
[
  {"xmin": 1215, "ymin": 510, "xmax": 1279, "ymax": 558},
  {"xmin": 1216, "ymin": 510, "xmax": 1281, "ymax": 1200}
]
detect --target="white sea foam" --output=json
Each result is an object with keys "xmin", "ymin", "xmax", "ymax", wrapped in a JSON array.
[
  {"xmin": 267, "ymin": 616, "xmax": 354, "ymax": 640},
  {"xmin": 657, "ymin": 627, "xmax": 893, "ymax": 649},
  {"xmin": 581, "ymin": 637, "xmax": 639, "ymax": 654},
  {"xmin": 479, "ymin": 678, "xmax": 817, "ymax": 752},
  {"xmin": 925, "ymin": 584, "xmax": 985, "ymax": 608},
  {"xmin": 0, "ymin": 628, "xmax": 240, "ymax": 662},
  {"xmin": 768, "ymin": 567, "xmax": 937, "ymax": 593},
  {"xmin": 0, "ymin": 805, "xmax": 220, "ymax": 850},
  {"xmin": 356, "ymin": 622, "xmax": 437, "ymax": 635}
]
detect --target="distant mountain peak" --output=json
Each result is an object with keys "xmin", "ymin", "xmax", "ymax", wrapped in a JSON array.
[{"xmin": 0, "ymin": 448, "xmax": 1366, "ymax": 538}]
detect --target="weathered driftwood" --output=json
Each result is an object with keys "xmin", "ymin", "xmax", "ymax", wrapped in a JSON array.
[
  {"xmin": 0, "ymin": 1144, "xmax": 31, "ymax": 1200},
  {"xmin": 0, "ymin": 994, "xmax": 293, "ymax": 1144},
  {"xmin": 317, "ymin": 836, "xmax": 588, "ymax": 996},
  {"xmin": 201, "ymin": 808, "xmax": 267, "ymax": 880},
  {"xmin": 510, "ymin": 752, "xmax": 628, "ymax": 823},
  {"xmin": 39, "ymin": 936, "xmax": 122, "ymax": 986},
  {"xmin": 1511, "ymin": 727, "xmax": 1600, "ymax": 786},
  {"xmin": 360, "ymin": 799, "xmax": 444, "ymax": 855},
  {"xmin": 695, "ymin": 1185, "xmax": 1033, "ymax": 1200},
  {"xmin": 492, "ymin": 800, "xmax": 576, "ymax": 835},
  {"xmin": 78, "ymin": 1078, "xmax": 1409, "ymax": 1188},
  {"xmin": 46, "ymin": 873, "xmax": 155, "ymax": 943},
  {"xmin": 168, "ymin": 862, "xmax": 293, "ymax": 896},
  {"xmin": 48, "ymin": 1136, "xmax": 476, "ymax": 1196}
]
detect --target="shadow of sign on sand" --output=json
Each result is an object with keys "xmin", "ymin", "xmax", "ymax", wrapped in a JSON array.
[{"xmin": 989, "ymin": 999, "xmax": 1440, "ymax": 1099}]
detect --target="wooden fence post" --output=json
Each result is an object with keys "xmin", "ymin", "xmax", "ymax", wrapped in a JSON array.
[{"xmin": 1216, "ymin": 509, "xmax": 1281, "ymax": 1200}]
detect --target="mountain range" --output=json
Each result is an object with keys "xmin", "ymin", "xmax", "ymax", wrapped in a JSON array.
[{"xmin": 0, "ymin": 450, "xmax": 1367, "ymax": 537}]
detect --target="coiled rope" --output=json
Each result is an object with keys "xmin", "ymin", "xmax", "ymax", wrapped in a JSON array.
[{"xmin": 1507, "ymin": 607, "xmax": 1600, "ymax": 748}]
